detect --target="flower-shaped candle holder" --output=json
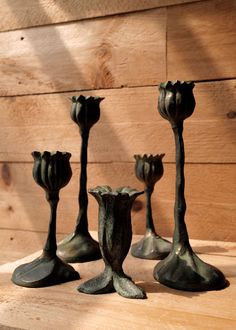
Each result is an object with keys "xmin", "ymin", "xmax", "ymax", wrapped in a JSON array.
[
  {"xmin": 153, "ymin": 81, "xmax": 228, "ymax": 291},
  {"xmin": 131, "ymin": 154, "xmax": 172, "ymax": 259},
  {"xmin": 78, "ymin": 186, "xmax": 146, "ymax": 299},
  {"xmin": 12, "ymin": 151, "xmax": 80, "ymax": 288},
  {"xmin": 57, "ymin": 95, "xmax": 104, "ymax": 263}
]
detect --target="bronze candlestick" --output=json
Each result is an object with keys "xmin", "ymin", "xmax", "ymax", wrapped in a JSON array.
[
  {"xmin": 57, "ymin": 95, "xmax": 103, "ymax": 263},
  {"xmin": 153, "ymin": 81, "xmax": 228, "ymax": 291},
  {"xmin": 131, "ymin": 154, "xmax": 172, "ymax": 259},
  {"xmin": 78, "ymin": 186, "xmax": 146, "ymax": 299},
  {"xmin": 12, "ymin": 151, "xmax": 80, "ymax": 288}
]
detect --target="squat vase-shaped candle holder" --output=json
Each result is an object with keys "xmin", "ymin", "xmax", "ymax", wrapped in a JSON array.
[
  {"xmin": 153, "ymin": 81, "xmax": 228, "ymax": 291},
  {"xmin": 78, "ymin": 186, "xmax": 147, "ymax": 299},
  {"xmin": 12, "ymin": 151, "xmax": 80, "ymax": 288},
  {"xmin": 57, "ymin": 95, "xmax": 104, "ymax": 263},
  {"xmin": 131, "ymin": 154, "xmax": 172, "ymax": 259}
]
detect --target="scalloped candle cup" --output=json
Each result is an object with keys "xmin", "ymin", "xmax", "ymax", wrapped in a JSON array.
[{"xmin": 158, "ymin": 80, "xmax": 195, "ymax": 127}]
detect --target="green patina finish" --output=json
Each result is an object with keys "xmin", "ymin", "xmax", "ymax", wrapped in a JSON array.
[
  {"xmin": 78, "ymin": 186, "xmax": 147, "ymax": 299},
  {"xmin": 153, "ymin": 81, "xmax": 228, "ymax": 291},
  {"xmin": 12, "ymin": 151, "xmax": 80, "ymax": 288},
  {"xmin": 131, "ymin": 153, "xmax": 172, "ymax": 260},
  {"xmin": 57, "ymin": 95, "xmax": 104, "ymax": 263}
]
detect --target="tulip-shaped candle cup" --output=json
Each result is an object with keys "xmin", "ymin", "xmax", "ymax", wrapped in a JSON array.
[
  {"xmin": 78, "ymin": 186, "xmax": 146, "ymax": 299},
  {"xmin": 57, "ymin": 95, "xmax": 104, "ymax": 263},
  {"xmin": 153, "ymin": 81, "xmax": 228, "ymax": 291},
  {"xmin": 131, "ymin": 154, "xmax": 172, "ymax": 259},
  {"xmin": 11, "ymin": 151, "xmax": 80, "ymax": 288}
]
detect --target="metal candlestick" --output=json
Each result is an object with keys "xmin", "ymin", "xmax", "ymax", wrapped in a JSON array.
[
  {"xmin": 131, "ymin": 154, "xmax": 172, "ymax": 259},
  {"xmin": 78, "ymin": 186, "xmax": 146, "ymax": 299},
  {"xmin": 57, "ymin": 95, "xmax": 103, "ymax": 263},
  {"xmin": 12, "ymin": 151, "xmax": 80, "ymax": 287},
  {"xmin": 153, "ymin": 81, "xmax": 228, "ymax": 291}
]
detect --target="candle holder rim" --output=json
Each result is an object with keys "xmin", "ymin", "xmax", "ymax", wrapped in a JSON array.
[
  {"xmin": 134, "ymin": 153, "xmax": 165, "ymax": 161},
  {"xmin": 71, "ymin": 95, "xmax": 105, "ymax": 103},
  {"xmin": 31, "ymin": 150, "xmax": 72, "ymax": 158},
  {"xmin": 158, "ymin": 80, "xmax": 195, "ymax": 90},
  {"xmin": 89, "ymin": 185, "xmax": 144, "ymax": 197}
]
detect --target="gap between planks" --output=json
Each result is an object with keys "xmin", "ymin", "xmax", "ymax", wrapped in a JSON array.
[{"xmin": 0, "ymin": 78, "xmax": 235, "ymax": 99}]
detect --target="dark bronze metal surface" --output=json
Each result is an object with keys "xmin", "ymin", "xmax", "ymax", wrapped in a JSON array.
[
  {"xmin": 153, "ymin": 81, "xmax": 228, "ymax": 291},
  {"xmin": 11, "ymin": 151, "xmax": 80, "ymax": 288},
  {"xmin": 57, "ymin": 96, "xmax": 103, "ymax": 263},
  {"xmin": 131, "ymin": 154, "xmax": 172, "ymax": 259},
  {"xmin": 78, "ymin": 186, "xmax": 147, "ymax": 299}
]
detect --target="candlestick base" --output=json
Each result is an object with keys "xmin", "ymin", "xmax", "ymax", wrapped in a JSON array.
[
  {"xmin": 78, "ymin": 268, "xmax": 146, "ymax": 299},
  {"xmin": 57, "ymin": 232, "xmax": 101, "ymax": 263},
  {"xmin": 153, "ymin": 244, "xmax": 228, "ymax": 291},
  {"xmin": 11, "ymin": 254, "xmax": 80, "ymax": 288},
  {"xmin": 131, "ymin": 230, "xmax": 172, "ymax": 260}
]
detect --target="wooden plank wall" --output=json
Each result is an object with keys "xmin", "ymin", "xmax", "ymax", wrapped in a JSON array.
[{"xmin": 0, "ymin": 0, "xmax": 235, "ymax": 242}]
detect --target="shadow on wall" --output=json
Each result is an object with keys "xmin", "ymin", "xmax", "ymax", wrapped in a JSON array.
[
  {"xmin": 3, "ymin": 0, "xmax": 236, "ymax": 238},
  {"xmin": 165, "ymin": 2, "xmax": 236, "ymax": 240},
  {"xmin": 5, "ymin": 0, "xmax": 166, "ymax": 235},
  {"xmin": 166, "ymin": 1, "xmax": 236, "ymax": 139}
]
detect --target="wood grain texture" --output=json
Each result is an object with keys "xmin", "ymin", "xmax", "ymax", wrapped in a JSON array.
[
  {"xmin": 0, "ymin": 230, "xmax": 236, "ymax": 330},
  {"xmin": 0, "ymin": 230, "xmax": 66, "ymax": 265},
  {"xmin": 0, "ymin": 82, "xmax": 235, "ymax": 163},
  {"xmin": 1, "ymin": 229, "xmax": 235, "ymax": 265},
  {"xmin": 167, "ymin": 0, "xmax": 236, "ymax": 80},
  {"xmin": 1, "ymin": 1, "xmax": 234, "ymax": 96},
  {"xmin": 1, "ymin": 80, "xmax": 235, "ymax": 124},
  {"xmin": 0, "ymin": 120, "xmax": 235, "ymax": 163},
  {"xmin": 0, "ymin": 0, "xmax": 203, "ymax": 32},
  {"xmin": 0, "ymin": 162, "xmax": 235, "ymax": 241},
  {"xmin": 0, "ymin": 8, "xmax": 166, "ymax": 96},
  {"xmin": 0, "ymin": 0, "xmax": 235, "ymax": 250}
]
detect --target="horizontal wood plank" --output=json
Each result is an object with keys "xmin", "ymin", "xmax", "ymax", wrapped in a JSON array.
[
  {"xmin": 0, "ymin": 230, "xmax": 236, "ymax": 329},
  {"xmin": 0, "ymin": 0, "xmax": 202, "ymax": 32},
  {"xmin": 167, "ymin": 0, "xmax": 236, "ymax": 80},
  {"xmin": 0, "ymin": 119, "xmax": 234, "ymax": 163},
  {"xmin": 1, "ymin": 162, "xmax": 235, "ymax": 205},
  {"xmin": 0, "ymin": 82, "xmax": 235, "ymax": 163},
  {"xmin": 0, "ymin": 9, "xmax": 166, "ymax": 96},
  {"xmin": 1, "ymin": 1, "xmax": 234, "ymax": 96},
  {"xmin": 0, "ymin": 162, "xmax": 235, "ymax": 241},
  {"xmin": 1, "ymin": 191, "xmax": 235, "ymax": 241},
  {"xmin": 0, "ymin": 81, "xmax": 235, "ymax": 125},
  {"xmin": 1, "ymin": 229, "xmax": 235, "ymax": 266}
]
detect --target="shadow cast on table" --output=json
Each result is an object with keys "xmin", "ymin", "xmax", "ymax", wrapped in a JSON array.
[
  {"xmin": 194, "ymin": 245, "xmax": 229, "ymax": 255},
  {"xmin": 137, "ymin": 281, "xmax": 207, "ymax": 297},
  {"xmin": 217, "ymin": 265, "xmax": 236, "ymax": 278}
]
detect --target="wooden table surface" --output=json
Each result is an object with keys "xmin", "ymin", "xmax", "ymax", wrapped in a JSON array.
[{"xmin": 0, "ymin": 230, "xmax": 235, "ymax": 330}]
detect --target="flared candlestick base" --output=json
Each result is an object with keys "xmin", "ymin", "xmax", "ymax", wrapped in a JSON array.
[
  {"xmin": 78, "ymin": 267, "xmax": 146, "ymax": 299},
  {"xmin": 131, "ymin": 230, "xmax": 172, "ymax": 260},
  {"xmin": 57, "ymin": 231, "xmax": 101, "ymax": 263},
  {"xmin": 11, "ymin": 254, "xmax": 80, "ymax": 288},
  {"xmin": 153, "ymin": 244, "xmax": 228, "ymax": 291}
]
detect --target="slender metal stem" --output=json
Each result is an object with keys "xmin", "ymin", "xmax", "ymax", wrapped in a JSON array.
[
  {"xmin": 172, "ymin": 122, "xmax": 190, "ymax": 246},
  {"xmin": 43, "ymin": 192, "xmax": 59, "ymax": 258},
  {"xmin": 145, "ymin": 186, "xmax": 157, "ymax": 234},
  {"xmin": 75, "ymin": 129, "xmax": 90, "ymax": 234}
]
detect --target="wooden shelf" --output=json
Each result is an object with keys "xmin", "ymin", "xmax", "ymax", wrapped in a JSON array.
[{"xmin": 0, "ymin": 230, "xmax": 236, "ymax": 329}]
